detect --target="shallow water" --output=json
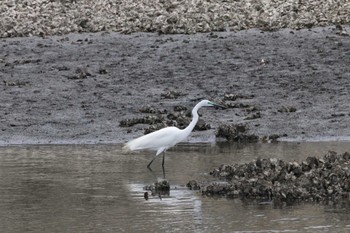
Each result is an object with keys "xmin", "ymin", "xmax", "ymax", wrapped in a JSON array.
[{"xmin": 0, "ymin": 142, "xmax": 349, "ymax": 233}]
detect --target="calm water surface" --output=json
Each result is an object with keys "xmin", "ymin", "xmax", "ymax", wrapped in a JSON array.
[{"xmin": 0, "ymin": 142, "xmax": 350, "ymax": 233}]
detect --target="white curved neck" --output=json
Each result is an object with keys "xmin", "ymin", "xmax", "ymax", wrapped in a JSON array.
[{"xmin": 181, "ymin": 103, "xmax": 201, "ymax": 138}]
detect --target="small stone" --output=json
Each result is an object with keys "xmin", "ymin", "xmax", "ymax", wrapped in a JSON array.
[
  {"xmin": 278, "ymin": 106, "xmax": 297, "ymax": 113},
  {"xmin": 160, "ymin": 90, "xmax": 184, "ymax": 99},
  {"xmin": 187, "ymin": 180, "xmax": 200, "ymax": 190},
  {"xmin": 155, "ymin": 179, "xmax": 170, "ymax": 191},
  {"xmin": 174, "ymin": 105, "xmax": 187, "ymax": 112}
]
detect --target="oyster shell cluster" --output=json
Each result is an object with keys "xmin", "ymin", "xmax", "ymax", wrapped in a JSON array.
[
  {"xmin": 202, "ymin": 151, "xmax": 350, "ymax": 204},
  {"xmin": 1, "ymin": 0, "xmax": 349, "ymax": 37},
  {"xmin": 216, "ymin": 124, "xmax": 259, "ymax": 143}
]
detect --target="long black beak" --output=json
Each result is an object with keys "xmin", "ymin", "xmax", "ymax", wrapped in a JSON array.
[{"xmin": 212, "ymin": 102, "xmax": 227, "ymax": 109}]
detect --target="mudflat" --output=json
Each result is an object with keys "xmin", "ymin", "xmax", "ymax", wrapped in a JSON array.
[{"xmin": 0, "ymin": 26, "xmax": 349, "ymax": 145}]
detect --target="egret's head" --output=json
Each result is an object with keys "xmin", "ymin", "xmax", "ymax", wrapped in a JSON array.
[{"xmin": 201, "ymin": 100, "xmax": 226, "ymax": 108}]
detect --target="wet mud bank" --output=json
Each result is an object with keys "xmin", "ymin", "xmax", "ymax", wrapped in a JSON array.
[
  {"xmin": 1, "ymin": 26, "xmax": 349, "ymax": 145},
  {"xmin": 187, "ymin": 151, "xmax": 350, "ymax": 205}
]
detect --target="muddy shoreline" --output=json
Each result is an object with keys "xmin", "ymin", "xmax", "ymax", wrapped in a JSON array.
[{"xmin": 0, "ymin": 25, "xmax": 349, "ymax": 145}]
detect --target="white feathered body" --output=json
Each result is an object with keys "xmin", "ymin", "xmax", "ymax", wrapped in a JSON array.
[{"xmin": 123, "ymin": 126, "xmax": 188, "ymax": 155}]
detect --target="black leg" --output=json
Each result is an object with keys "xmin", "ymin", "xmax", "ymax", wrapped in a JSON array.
[
  {"xmin": 162, "ymin": 167, "xmax": 166, "ymax": 179},
  {"xmin": 161, "ymin": 152, "xmax": 166, "ymax": 179},
  {"xmin": 147, "ymin": 156, "xmax": 157, "ymax": 169},
  {"xmin": 162, "ymin": 152, "xmax": 165, "ymax": 168},
  {"xmin": 147, "ymin": 152, "xmax": 165, "ymax": 170}
]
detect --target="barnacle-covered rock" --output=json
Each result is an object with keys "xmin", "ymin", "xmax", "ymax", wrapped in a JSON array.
[
  {"xmin": 216, "ymin": 124, "xmax": 259, "ymax": 142},
  {"xmin": 199, "ymin": 151, "xmax": 350, "ymax": 204},
  {"xmin": 144, "ymin": 179, "xmax": 170, "ymax": 197},
  {"xmin": 223, "ymin": 93, "xmax": 254, "ymax": 101},
  {"xmin": 119, "ymin": 115, "xmax": 164, "ymax": 127},
  {"xmin": 186, "ymin": 180, "xmax": 200, "ymax": 190},
  {"xmin": 139, "ymin": 105, "xmax": 167, "ymax": 114},
  {"xmin": 144, "ymin": 123, "xmax": 167, "ymax": 134},
  {"xmin": 160, "ymin": 90, "xmax": 184, "ymax": 99},
  {"xmin": 173, "ymin": 105, "xmax": 187, "ymax": 112},
  {"xmin": 278, "ymin": 106, "xmax": 297, "ymax": 113}
]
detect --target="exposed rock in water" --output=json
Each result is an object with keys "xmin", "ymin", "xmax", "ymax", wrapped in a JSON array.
[
  {"xmin": 197, "ymin": 151, "xmax": 350, "ymax": 204},
  {"xmin": 154, "ymin": 179, "xmax": 170, "ymax": 191},
  {"xmin": 144, "ymin": 179, "xmax": 170, "ymax": 197},
  {"xmin": 186, "ymin": 180, "xmax": 201, "ymax": 190}
]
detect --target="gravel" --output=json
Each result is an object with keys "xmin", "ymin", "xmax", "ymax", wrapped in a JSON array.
[{"xmin": 1, "ymin": 0, "xmax": 350, "ymax": 37}]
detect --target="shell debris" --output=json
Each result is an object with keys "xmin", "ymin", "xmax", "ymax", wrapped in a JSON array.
[{"xmin": 1, "ymin": 0, "xmax": 350, "ymax": 37}]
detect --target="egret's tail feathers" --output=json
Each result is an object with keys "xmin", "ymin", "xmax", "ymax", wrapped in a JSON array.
[
  {"xmin": 123, "ymin": 139, "xmax": 142, "ymax": 153},
  {"xmin": 124, "ymin": 137, "xmax": 148, "ymax": 151},
  {"xmin": 122, "ymin": 144, "xmax": 132, "ymax": 153}
]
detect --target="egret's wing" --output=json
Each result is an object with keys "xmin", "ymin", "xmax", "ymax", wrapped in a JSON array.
[{"xmin": 124, "ymin": 127, "xmax": 181, "ymax": 152}]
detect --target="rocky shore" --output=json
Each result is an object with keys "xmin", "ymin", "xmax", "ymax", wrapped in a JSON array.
[
  {"xmin": 194, "ymin": 151, "xmax": 350, "ymax": 204},
  {"xmin": 1, "ymin": 0, "xmax": 349, "ymax": 37}
]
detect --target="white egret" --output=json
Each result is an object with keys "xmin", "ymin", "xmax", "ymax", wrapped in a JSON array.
[{"xmin": 123, "ymin": 100, "xmax": 225, "ymax": 169}]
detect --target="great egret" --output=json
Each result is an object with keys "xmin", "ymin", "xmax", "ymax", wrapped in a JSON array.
[{"xmin": 123, "ymin": 100, "xmax": 225, "ymax": 169}]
